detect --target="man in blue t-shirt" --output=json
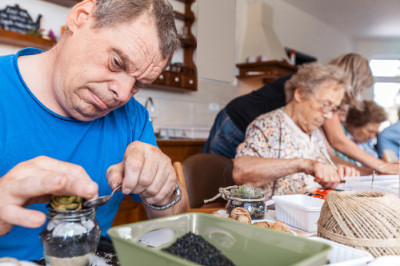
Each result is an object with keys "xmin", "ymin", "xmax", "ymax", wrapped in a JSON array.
[
  {"xmin": 378, "ymin": 121, "xmax": 400, "ymax": 161},
  {"xmin": 0, "ymin": 0, "xmax": 188, "ymax": 261}
]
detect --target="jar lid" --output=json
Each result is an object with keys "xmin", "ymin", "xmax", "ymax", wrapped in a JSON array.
[{"xmin": 230, "ymin": 185, "xmax": 264, "ymax": 200}]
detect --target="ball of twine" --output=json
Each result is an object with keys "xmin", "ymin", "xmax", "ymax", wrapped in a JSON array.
[{"xmin": 317, "ymin": 191, "xmax": 400, "ymax": 257}]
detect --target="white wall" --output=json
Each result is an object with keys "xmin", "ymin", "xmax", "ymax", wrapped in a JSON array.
[
  {"xmin": 355, "ymin": 38, "xmax": 400, "ymax": 59},
  {"xmin": 236, "ymin": 0, "xmax": 353, "ymax": 64},
  {"xmin": 0, "ymin": 0, "xmax": 357, "ymax": 137}
]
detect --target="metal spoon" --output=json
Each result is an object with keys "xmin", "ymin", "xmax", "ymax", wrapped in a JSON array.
[{"xmin": 83, "ymin": 185, "xmax": 122, "ymax": 208}]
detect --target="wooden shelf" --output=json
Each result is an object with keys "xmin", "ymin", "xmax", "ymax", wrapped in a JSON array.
[
  {"xmin": 0, "ymin": 29, "xmax": 56, "ymax": 49},
  {"xmin": 154, "ymin": 0, "xmax": 197, "ymax": 91},
  {"xmin": 151, "ymin": 70, "xmax": 197, "ymax": 91},
  {"xmin": 41, "ymin": 0, "xmax": 80, "ymax": 7},
  {"xmin": 175, "ymin": 0, "xmax": 194, "ymax": 3},
  {"xmin": 236, "ymin": 60, "xmax": 297, "ymax": 84}
]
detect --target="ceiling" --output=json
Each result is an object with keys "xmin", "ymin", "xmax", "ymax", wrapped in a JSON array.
[{"xmin": 281, "ymin": 0, "xmax": 400, "ymax": 40}]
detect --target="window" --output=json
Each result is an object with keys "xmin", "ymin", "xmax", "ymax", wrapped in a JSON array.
[{"xmin": 370, "ymin": 59, "xmax": 400, "ymax": 128}]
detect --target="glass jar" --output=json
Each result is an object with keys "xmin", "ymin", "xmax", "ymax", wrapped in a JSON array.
[
  {"xmin": 40, "ymin": 207, "xmax": 101, "ymax": 266},
  {"xmin": 226, "ymin": 187, "xmax": 265, "ymax": 219}
]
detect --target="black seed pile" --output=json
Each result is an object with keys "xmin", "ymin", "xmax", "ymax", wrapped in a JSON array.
[{"xmin": 162, "ymin": 232, "xmax": 235, "ymax": 266}]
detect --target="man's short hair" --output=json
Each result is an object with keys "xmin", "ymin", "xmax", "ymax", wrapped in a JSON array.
[{"xmin": 93, "ymin": 0, "xmax": 180, "ymax": 59}]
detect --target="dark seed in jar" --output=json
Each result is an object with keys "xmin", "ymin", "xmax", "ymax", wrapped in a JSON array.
[{"xmin": 162, "ymin": 232, "xmax": 235, "ymax": 266}]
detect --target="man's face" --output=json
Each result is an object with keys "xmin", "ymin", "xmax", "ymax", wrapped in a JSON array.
[{"xmin": 53, "ymin": 13, "xmax": 168, "ymax": 121}]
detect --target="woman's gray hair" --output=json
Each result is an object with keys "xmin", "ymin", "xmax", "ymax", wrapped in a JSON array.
[
  {"xmin": 284, "ymin": 62, "xmax": 351, "ymax": 103},
  {"xmin": 93, "ymin": 0, "xmax": 180, "ymax": 60}
]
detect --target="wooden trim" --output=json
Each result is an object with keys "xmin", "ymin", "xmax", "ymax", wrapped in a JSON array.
[
  {"xmin": 174, "ymin": 11, "xmax": 194, "ymax": 22},
  {"xmin": 236, "ymin": 60, "xmax": 297, "ymax": 80},
  {"xmin": 0, "ymin": 29, "xmax": 56, "ymax": 49},
  {"xmin": 157, "ymin": 139, "xmax": 206, "ymax": 146},
  {"xmin": 41, "ymin": 0, "xmax": 81, "ymax": 7}
]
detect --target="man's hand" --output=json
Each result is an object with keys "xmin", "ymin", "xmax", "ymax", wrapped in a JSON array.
[
  {"xmin": 308, "ymin": 161, "xmax": 342, "ymax": 189},
  {"xmin": 0, "ymin": 156, "xmax": 98, "ymax": 236},
  {"xmin": 107, "ymin": 141, "xmax": 178, "ymax": 209}
]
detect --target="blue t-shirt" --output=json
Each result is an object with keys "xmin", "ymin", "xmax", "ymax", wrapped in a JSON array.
[
  {"xmin": 377, "ymin": 121, "xmax": 400, "ymax": 159},
  {"xmin": 0, "ymin": 48, "xmax": 156, "ymax": 260}
]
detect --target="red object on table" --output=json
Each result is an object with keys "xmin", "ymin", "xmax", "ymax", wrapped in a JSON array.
[{"xmin": 310, "ymin": 188, "xmax": 332, "ymax": 199}]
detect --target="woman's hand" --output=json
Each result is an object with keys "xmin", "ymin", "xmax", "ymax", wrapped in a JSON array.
[
  {"xmin": 337, "ymin": 164, "xmax": 360, "ymax": 178},
  {"xmin": 310, "ymin": 162, "xmax": 342, "ymax": 189},
  {"xmin": 376, "ymin": 162, "xmax": 399, "ymax": 175}
]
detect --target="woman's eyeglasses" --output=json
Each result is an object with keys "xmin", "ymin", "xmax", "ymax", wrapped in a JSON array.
[{"xmin": 314, "ymin": 97, "xmax": 340, "ymax": 115}]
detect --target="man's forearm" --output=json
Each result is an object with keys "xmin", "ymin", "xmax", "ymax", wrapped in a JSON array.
[{"xmin": 232, "ymin": 156, "xmax": 313, "ymax": 187}]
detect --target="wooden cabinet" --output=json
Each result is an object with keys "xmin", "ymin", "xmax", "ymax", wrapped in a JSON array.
[
  {"xmin": 157, "ymin": 139, "xmax": 206, "ymax": 163},
  {"xmin": 112, "ymin": 139, "xmax": 206, "ymax": 226}
]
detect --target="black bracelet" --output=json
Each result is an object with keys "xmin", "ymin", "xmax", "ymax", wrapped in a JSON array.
[{"xmin": 142, "ymin": 184, "xmax": 182, "ymax": 210}]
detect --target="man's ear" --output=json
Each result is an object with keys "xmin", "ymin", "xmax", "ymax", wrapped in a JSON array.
[{"xmin": 66, "ymin": 0, "xmax": 95, "ymax": 33}]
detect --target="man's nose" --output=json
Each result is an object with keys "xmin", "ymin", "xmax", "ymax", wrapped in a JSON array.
[{"xmin": 110, "ymin": 76, "xmax": 135, "ymax": 103}]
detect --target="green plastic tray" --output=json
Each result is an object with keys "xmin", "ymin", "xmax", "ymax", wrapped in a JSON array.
[{"xmin": 107, "ymin": 213, "xmax": 331, "ymax": 266}]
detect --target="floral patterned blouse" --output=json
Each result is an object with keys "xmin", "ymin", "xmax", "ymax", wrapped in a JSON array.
[{"xmin": 236, "ymin": 108, "xmax": 329, "ymax": 198}]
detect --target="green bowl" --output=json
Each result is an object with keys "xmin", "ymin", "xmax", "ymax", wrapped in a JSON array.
[{"xmin": 107, "ymin": 213, "xmax": 331, "ymax": 266}]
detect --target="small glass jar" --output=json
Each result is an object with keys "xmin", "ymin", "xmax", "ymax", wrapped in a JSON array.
[
  {"xmin": 226, "ymin": 187, "xmax": 265, "ymax": 219},
  {"xmin": 40, "ymin": 207, "xmax": 101, "ymax": 266}
]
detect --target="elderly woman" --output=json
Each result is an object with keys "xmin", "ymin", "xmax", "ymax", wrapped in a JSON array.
[
  {"xmin": 335, "ymin": 100, "xmax": 387, "ymax": 166},
  {"xmin": 233, "ymin": 62, "xmax": 360, "ymax": 197}
]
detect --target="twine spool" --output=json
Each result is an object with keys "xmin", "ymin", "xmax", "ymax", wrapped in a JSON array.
[{"xmin": 317, "ymin": 191, "xmax": 400, "ymax": 257}]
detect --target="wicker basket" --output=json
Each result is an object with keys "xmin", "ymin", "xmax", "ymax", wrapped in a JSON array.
[{"xmin": 317, "ymin": 191, "xmax": 400, "ymax": 257}]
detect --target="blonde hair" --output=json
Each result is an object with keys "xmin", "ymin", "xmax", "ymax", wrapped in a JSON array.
[
  {"xmin": 285, "ymin": 62, "xmax": 351, "ymax": 103},
  {"xmin": 330, "ymin": 53, "xmax": 374, "ymax": 107}
]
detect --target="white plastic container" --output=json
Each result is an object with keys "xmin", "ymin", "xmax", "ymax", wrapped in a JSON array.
[
  {"xmin": 309, "ymin": 237, "xmax": 374, "ymax": 266},
  {"xmin": 272, "ymin": 194, "xmax": 324, "ymax": 232}
]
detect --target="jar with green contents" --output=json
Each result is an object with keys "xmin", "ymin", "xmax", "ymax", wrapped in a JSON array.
[
  {"xmin": 226, "ymin": 185, "xmax": 265, "ymax": 219},
  {"xmin": 40, "ymin": 197, "xmax": 101, "ymax": 266}
]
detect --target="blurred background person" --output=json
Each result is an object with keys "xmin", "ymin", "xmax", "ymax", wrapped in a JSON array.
[
  {"xmin": 334, "ymin": 100, "xmax": 387, "ymax": 166},
  {"xmin": 378, "ymin": 111, "xmax": 400, "ymax": 162}
]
